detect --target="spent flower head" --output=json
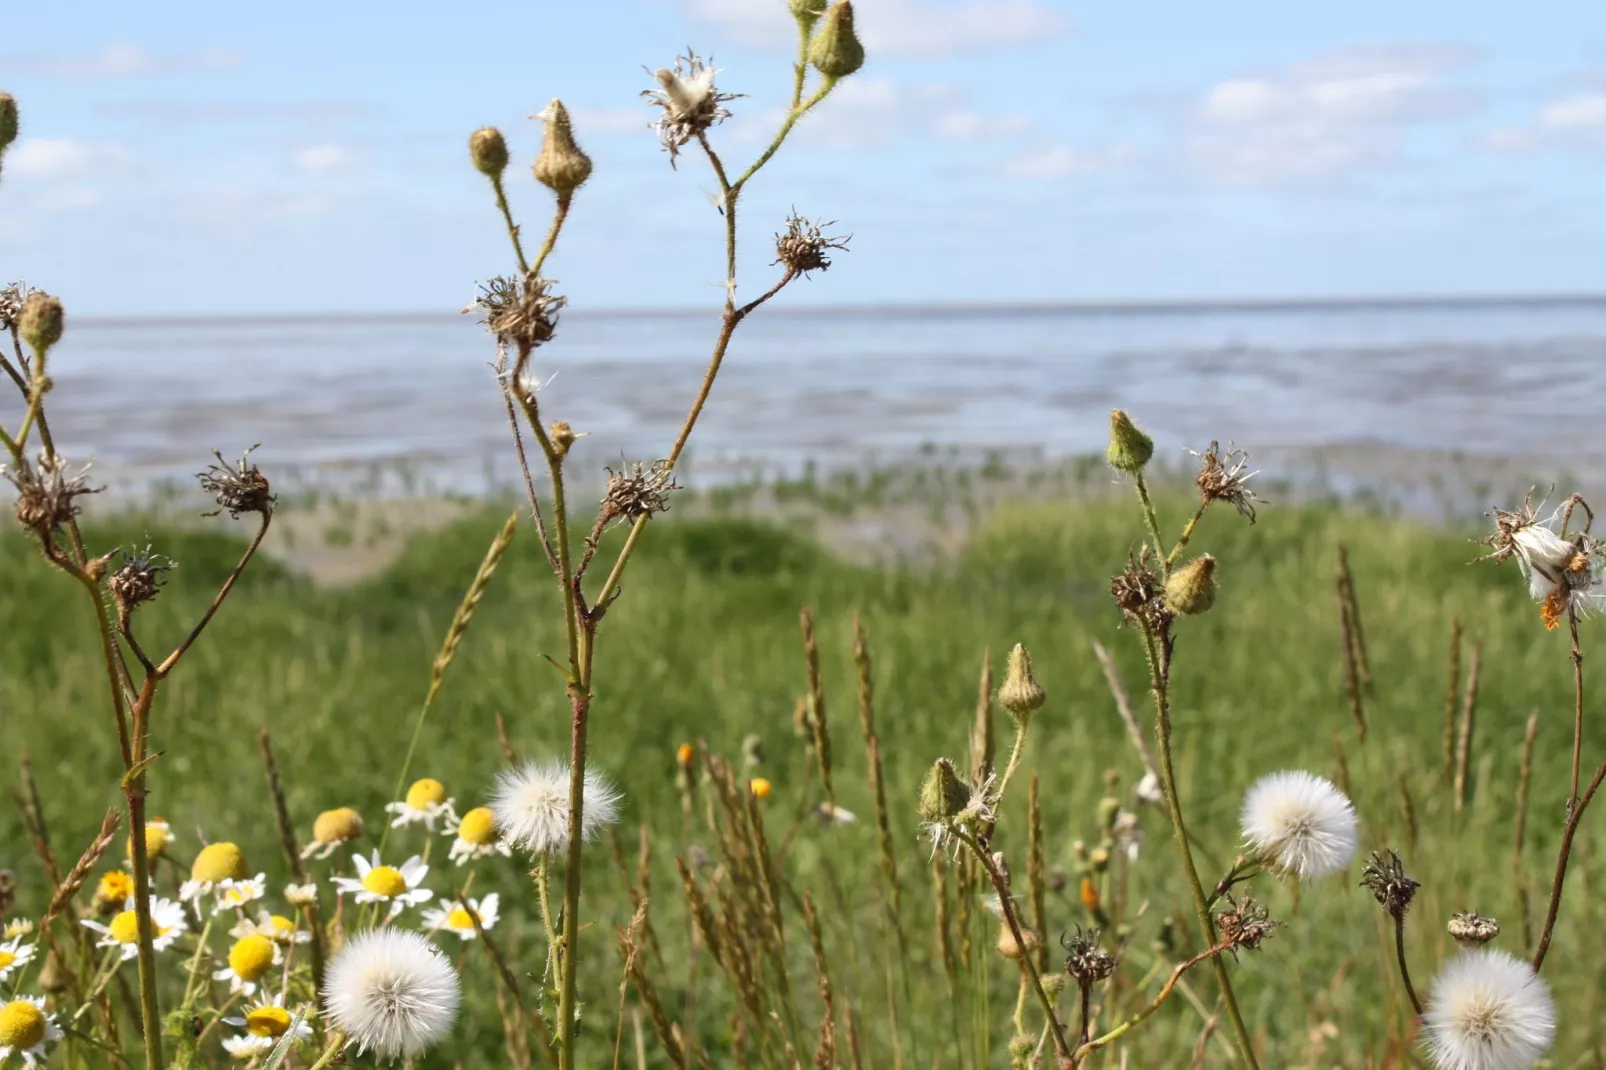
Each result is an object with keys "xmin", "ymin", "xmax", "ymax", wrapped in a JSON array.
[
  {"xmin": 5, "ymin": 451, "xmax": 98, "ymax": 544},
  {"xmin": 1478, "ymin": 491, "xmax": 1602, "ymax": 630},
  {"xmin": 471, "ymin": 273, "xmax": 565, "ymax": 351},
  {"xmin": 600, "ymin": 460, "xmax": 678, "ymax": 527},
  {"xmin": 1215, "ymin": 894, "xmax": 1280, "ymax": 953},
  {"xmin": 1449, "ymin": 912, "xmax": 1501, "ymax": 950},
  {"xmin": 1360, "ymin": 849, "xmax": 1421, "ymax": 920},
  {"xmin": 643, "ymin": 51, "xmax": 740, "ymax": 165},
  {"xmin": 491, "ymin": 760, "xmax": 622, "ymax": 856},
  {"xmin": 773, "ymin": 213, "xmax": 850, "ymax": 277},
  {"xmin": 107, "ymin": 544, "xmax": 173, "ymax": 614},
  {"xmin": 1061, "ymin": 927, "xmax": 1118, "ymax": 984},
  {"xmin": 198, "ymin": 446, "xmax": 274, "ymax": 519},
  {"xmin": 0, "ymin": 281, "xmax": 39, "ymax": 331},
  {"xmin": 1421, "ymin": 949, "xmax": 1555, "ymax": 1070},
  {"xmin": 1110, "ymin": 549, "xmax": 1169, "ymax": 631},
  {"xmin": 323, "ymin": 928, "xmax": 461, "ymax": 1062},
  {"xmin": 1240, "ymin": 770, "xmax": 1358, "ymax": 880},
  {"xmin": 1191, "ymin": 441, "xmax": 1262, "ymax": 522}
]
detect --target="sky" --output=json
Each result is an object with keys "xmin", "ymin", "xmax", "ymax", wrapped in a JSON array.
[{"xmin": 1, "ymin": 0, "xmax": 1603, "ymax": 315}]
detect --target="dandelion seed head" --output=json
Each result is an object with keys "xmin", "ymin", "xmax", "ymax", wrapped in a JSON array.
[
  {"xmin": 1422, "ymin": 949, "xmax": 1555, "ymax": 1070},
  {"xmin": 322, "ymin": 928, "xmax": 461, "ymax": 1061},
  {"xmin": 490, "ymin": 761, "xmax": 621, "ymax": 856},
  {"xmin": 1240, "ymin": 770, "xmax": 1358, "ymax": 879}
]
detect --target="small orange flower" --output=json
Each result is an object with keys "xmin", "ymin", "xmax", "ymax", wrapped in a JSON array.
[
  {"xmin": 1079, "ymin": 876, "xmax": 1100, "ymax": 912},
  {"xmin": 676, "ymin": 743, "xmax": 695, "ymax": 768},
  {"xmin": 748, "ymin": 777, "xmax": 772, "ymax": 799}
]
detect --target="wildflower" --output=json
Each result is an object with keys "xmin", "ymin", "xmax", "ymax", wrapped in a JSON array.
[
  {"xmin": 92, "ymin": 870, "xmax": 135, "ymax": 916},
  {"xmin": 600, "ymin": 461, "xmax": 677, "ymax": 528},
  {"xmin": 532, "ymin": 99, "xmax": 593, "ymax": 196},
  {"xmin": 1106, "ymin": 410, "xmax": 1154, "ymax": 474},
  {"xmin": 5, "ymin": 451, "xmax": 98, "ymax": 543},
  {"xmin": 181, "ymin": 842, "xmax": 249, "ymax": 906},
  {"xmin": 1360, "ymin": 849, "xmax": 1420, "ymax": 919},
  {"xmin": 215, "ymin": 873, "xmax": 268, "ymax": 914},
  {"xmin": 127, "ymin": 819, "xmax": 172, "ymax": 862},
  {"xmin": 386, "ymin": 779, "xmax": 456, "ymax": 831},
  {"xmin": 221, "ymin": 994, "xmax": 314, "ymax": 1059},
  {"xmin": 676, "ymin": 743, "xmax": 695, "ymax": 769},
  {"xmin": 642, "ymin": 51, "xmax": 739, "ymax": 165},
  {"xmin": 807, "ymin": 1, "xmax": 866, "ymax": 79},
  {"xmin": 444, "ymin": 807, "xmax": 511, "ymax": 866},
  {"xmin": 1449, "ymin": 913, "xmax": 1501, "ymax": 950},
  {"xmin": 82, "ymin": 896, "xmax": 188, "ymax": 960},
  {"xmin": 748, "ymin": 777, "xmax": 773, "ymax": 799},
  {"xmin": 231, "ymin": 910, "xmax": 310, "ymax": 946},
  {"xmin": 1062, "ymin": 927, "xmax": 1119, "ymax": 984},
  {"xmin": 1421, "ymin": 949, "xmax": 1555, "ymax": 1070},
  {"xmin": 1191, "ymin": 441, "xmax": 1261, "ymax": 522},
  {"xmin": 332, "ymin": 852, "xmax": 433, "ymax": 919},
  {"xmin": 773, "ymin": 214, "xmax": 851, "ymax": 277},
  {"xmin": 3, "ymin": 920, "xmax": 32, "ymax": 940},
  {"xmin": 1479, "ymin": 493, "xmax": 1603, "ymax": 630},
  {"xmin": 0, "ymin": 937, "xmax": 35, "ymax": 983},
  {"xmin": 1110, "ymin": 550, "xmax": 1168, "ymax": 629},
  {"xmin": 322, "ymin": 928, "xmax": 461, "ymax": 1061},
  {"xmin": 198, "ymin": 446, "xmax": 274, "ymax": 518},
  {"xmin": 0, "ymin": 996, "xmax": 62, "ymax": 1067},
  {"xmin": 467, "ymin": 126, "xmax": 509, "ymax": 178},
  {"xmin": 213, "ymin": 934, "xmax": 282, "ymax": 996},
  {"xmin": 1240, "ymin": 770, "xmax": 1358, "ymax": 880},
  {"xmin": 421, "ymin": 893, "xmax": 500, "ymax": 941},
  {"xmin": 1134, "ymin": 771, "xmax": 1163, "ymax": 805},
  {"xmin": 18, "ymin": 292, "xmax": 64, "ymax": 358},
  {"xmin": 997, "ymin": 642, "xmax": 1045, "ymax": 722},
  {"xmin": 284, "ymin": 883, "xmax": 318, "ymax": 908},
  {"xmin": 303, "ymin": 807, "xmax": 365, "ymax": 859},
  {"xmin": 814, "ymin": 802, "xmax": 856, "ymax": 825},
  {"xmin": 490, "ymin": 760, "xmax": 622, "ymax": 856}
]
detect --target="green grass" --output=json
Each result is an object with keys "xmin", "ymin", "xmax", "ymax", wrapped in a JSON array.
[{"xmin": 2, "ymin": 492, "xmax": 1598, "ymax": 1067}]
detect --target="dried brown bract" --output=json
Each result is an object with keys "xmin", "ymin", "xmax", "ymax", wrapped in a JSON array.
[
  {"xmin": 472, "ymin": 273, "xmax": 566, "ymax": 351},
  {"xmin": 600, "ymin": 460, "xmax": 678, "ymax": 526},
  {"xmin": 774, "ymin": 214, "xmax": 850, "ymax": 277},
  {"xmin": 1192, "ymin": 441, "xmax": 1261, "ymax": 522},
  {"xmin": 642, "ymin": 52, "xmax": 740, "ymax": 166},
  {"xmin": 1216, "ymin": 895, "xmax": 1279, "ymax": 954},
  {"xmin": 0, "ymin": 280, "xmax": 39, "ymax": 331},
  {"xmin": 198, "ymin": 446, "xmax": 274, "ymax": 518},
  {"xmin": 1448, "ymin": 911, "xmax": 1500, "ymax": 948},
  {"xmin": 1110, "ymin": 549, "xmax": 1169, "ymax": 630},
  {"xmin": 108, "ymin": 544, "xmax": 174, "ymax": 613},
  {"xmin": 5, "ymin": 451, "xmax": 98, "ymax": 542},
  {"xmin": 1060, "ymin": 926, "xmax": 1117, "ymax": 984},
  {"xmin": 1359, "ymin": 849, "xmax": 1420, "ymax": 920}
]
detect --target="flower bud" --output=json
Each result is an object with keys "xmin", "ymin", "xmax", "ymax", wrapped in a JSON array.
[
  {"xmin": 807, "ymin": 1, "xmax": 865, "ymax": 80},
  {"xmin": 1164, "ymin": 555, "xmax": 1217, "ymax": 616},
  {"xmin": 469, "ymin": 126, "xmax": 509, "ymax": 178},
  {"xmin": 19, "ymin": 293, "xmax": 63, "ymax": 358},
  {"xmin": 997, "ymin": 642, "xmax": 1045, "ymax": 721},
  {"xmin": 0, "ymin": 94, "xmax": 18, "ymax": 153},
  {"xmin": 918, "ymin": 758, "xmax": 970, "ymax": 823},
  {"xmin": 1097, "ymin": 794, "xmax": 1120, "ymax": 832},
  {"xmin": 790, "ymin": 0, "xmax": 829, "ymax": 29},
  {"xmin": 533, "ymin": 99, "xmax": 593, "ymax": 197},
  {"xmin": 1089, "ymin": 845, "xmax": 1111, "ymax": 873},
  {"xmin": 1106, "ymin": 409, "xmax": 1154, "ymax": 473},
  {"xmin": 996, "ymin": 923, "xmax": 1039, "ymax": 960}
]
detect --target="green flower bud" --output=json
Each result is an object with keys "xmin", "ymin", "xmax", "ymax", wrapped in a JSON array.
[
  {"xmin": 533, "ymin": 99, "xmax": 592, "ymax": 197},
  {"xmin": 808, "ymin": 1, "xmax": 865, "ymax": 80},
  {"xmin": 790, "ymin": 0, "xmax": 829, "ymax": 29},
  {"xmin": 918, "ymin": 758, "xmax": 970, "ymax": 823},
  {"xmin": 1106, "ymin": 409, "xmax": 1154, "ymax": 473},
  {"xmin": 997, "ymin": 642, "xmax": 1045, "ymax": 722},
  {"xmin": 1096, "ymin": 794, "xmax": 1120, "ymax": 832},
  {"xmin": 468, "ymin": 126, "xmax": 509, "ymax": 178},
  {"xmin": 1164, "ymin": 554, "xmax": 1218, "ymax": 616},
  {"xmin": 0, "ymin": 94, "xmax": 18, "ymax": 153},
  {"xmin": 19, "ymin": 293, "xmax": 64, "ymax": 358}
]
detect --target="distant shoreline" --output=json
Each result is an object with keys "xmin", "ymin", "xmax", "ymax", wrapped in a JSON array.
[{"xmin": 70, "ymin": 291, "xmax": 1606, "ymax": 329}]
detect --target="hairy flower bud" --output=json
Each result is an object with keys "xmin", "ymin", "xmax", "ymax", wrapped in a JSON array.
[
  {"xmin": 918, "ymin": 758, "xmax": 970, "ymax": 824},
  {"xmin": 997, "ymin": 643, "xmax": 1045, "ymax": 720},
  {"xmin": 1164, "ymin": 555, "xmax": 1217, "ymax": 616},
  {"xmin": 0, "ymin": 94, "xmax": 18, "ymax": 153},
  {"xmin": 789, "ymin": 0, "xmax": 829, "ymax": 29},
  {"xmin": 533, "ymin": 99, "xmax": 592, "ymax": 197},
  {"xmin": 1106, "ymin": 409, "xmax": 1154, "ymax": 473},
  {"xmin": 468, "ymin": 126, "xmax": 509, "ymax": 178},
  {"xmin": 19, "ymin": 292, "xmax": 64, "ymax": 358},
  {"xmin": 808, "ymin": 1, "xmax": 865, "ymax": 80}
]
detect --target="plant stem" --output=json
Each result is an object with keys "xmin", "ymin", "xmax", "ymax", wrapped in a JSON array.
[
  {"xmin": 1072, "ymin": 941, "xmax": 1229, "ymax": 1064},
  {"xmin": 1392, "ymin": 913, "xmax": 1423, "ymax": 1016},
  {"xmin": 1166, "ymin": 501, "xmax": 1209, "ymax": 568},
  {"xmin": 530, "ymin": 193, "xmax": 571, "ymax": 279},
  {"xmin": 1533, "ymin": 754, "xmax": 1606, "ymax": 971},
  {"xmin": 1133, "ymin": 472, "xmax": 1168, "ymax": 575},
  {"xmin": 1568, "ymin": 610, "xmax": 1584, "ymax": 815},
  {"xmin": 306, "ymin": 1032, "xmax": 347, "ymax": 1070},
  {"xmin": 556, "ymin": 690, "xmax": 592, "ymax": 1069},
  {"xmin": 489, "ymin": 173, "xmax": 529, "ymax": 274}
]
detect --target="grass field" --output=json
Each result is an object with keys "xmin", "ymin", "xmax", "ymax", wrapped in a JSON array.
[{"xmin": 3, "ymin": 488, "xmax": 1600, "ymax": 1067}]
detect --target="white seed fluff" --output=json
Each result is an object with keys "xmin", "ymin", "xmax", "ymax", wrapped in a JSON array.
[
  {"xmin": 490, "ymin": 760, "xmax": 622, "ymax": 856},
  {"xmin": 1239, "ymin": 770, "xmax": 1358, "ymax": 879},
  {"xmin": 1422, "ymin": 949, "xmax": 1556, "ymax": 1070},
  {"xmin": 322, "ymin": 928, "xmax": 460, "ymax": 1061}
]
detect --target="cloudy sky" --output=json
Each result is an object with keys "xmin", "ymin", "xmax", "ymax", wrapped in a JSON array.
[{"xmin": 2, "ymin": 0, "xmax": 1603, "ymax": 315}]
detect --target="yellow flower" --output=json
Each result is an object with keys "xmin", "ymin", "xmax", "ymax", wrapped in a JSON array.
[
  {"xmin": 213, "ymin": 934, "xmax": 281, "ymax": 995},
  {"xmin": 92, "ymin": 871, "xmax": 134, "ymax": 916},
  {"xmin": 126, "ymin": 819, "xmax": 172, "ymax": 862},
  {"xmin": 303, "ymin": 807, "xmax": 364, "ymax": 860},
  {"xmin": 445, "ymin": 807, "xmax": 510, "ymax": 866},
  {"xmin": 748, "ymin": 778, "xmax": 772, "ymax": 799},
  {"xmin": 676, "ymin": 743, "xmax": 695, "ymax": 767},
  {"xmin": 385, "ymin": 778, "xmax": 456, "ymax": 831}
]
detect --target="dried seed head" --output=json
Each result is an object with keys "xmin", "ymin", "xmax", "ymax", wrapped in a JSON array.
[
  {"xmin": 996, "ymin": 923, "xmax": 1039, "ymax": 961},
  {"xmin": 1215, "ymin": 895, "xmax": 1280, "ymax": 953},
  {"xmin": 1106, "ymin": 410, "xmax": 1154, "ymax": 474},
  {"xmin": 1478, "ymin": 491, "xmax": 1603, "ymax": 630},
  {"xmin": 1164, "ymin": 554, "xmax": 1217, "ymax": 616},
  {"xmin": 773, "ymin": 213, "xmax": 850, "ymax": 277},
  {"xmin": 1110, "ymin": 550, "xmax": 1169, "ymax": 630},
  {"xmin": 1448, "ymin": 911, "xmax": 1500, "ymax": 948},
  {"xmin": 1359, "ymin": 849, "xmax": 1420, "ymax": 920},
  {"xmin": 468, "ymin": 126, "xmax": 509, "ymax": 178},
  {"xmin": 198, "ymin": 446, "xmax": 274, "ymax": 518},
  {"xmin": 789, "ymin": 0, "xmax": 829, "ymax": 29},
  {"xmin": 807, "ymin": 1, "xmax": 866, "ymax": 79},
  {"xmin": 108, "ymin": 544, "xmax": 174, "ymax": 613},
  {"xmin": 19, "ymin": 292, "xmax": 64, "ymax": 358},
  {"xmin": 0, "ymin": 93, "xmax": 17, "ymax": 153},
  {"xmin": 1061, "ymin": 927, "xmax": 1118, "ymax": 984},
  {"xmin": 997, "ymin": 642, "xmax": 1045, "ymax": 721},
  {"xmin": 549, "ymin": 421, "xmax": 580, "ymax": 459},
  {"xmin": 0, "ymin": 281, "xmax": 36, "ymax": 330},
  {"xmin": 1192, "ymin": 441, "xmax": 1261, "ymax": 523},
  {"xmin": 600, "ymin": 460, "xmax": 678, "ymax": 526},
  {"xmin": 532, "ymin": 100, "xmax": 593, "ymax": 197},
  {"xmin": 471, "ymin": 273, "xmax": 565, "ymax": 350},
  {"xmin": 918, "ymin": 758, "xmax": 970, "ymax": 824},
  {"xmin": 5, "ymin": 451, "xmax": 97, "ymax": 542},
  {"xmin": 643, "ymin": 52, "xmax": 740, "ymax": 166}
]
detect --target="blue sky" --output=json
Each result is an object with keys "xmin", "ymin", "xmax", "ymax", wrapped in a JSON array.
[{"xmin": 2, "ymin": 0, "xmax": 1603, "ymax": 315}]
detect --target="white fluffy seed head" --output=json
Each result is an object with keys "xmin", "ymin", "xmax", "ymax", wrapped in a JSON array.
[
  {"xmin": 322, "ymin": 928, "xmax": 460, "ymax": 1061},
  {"xmin": 1239, "ymin": 770, "xmax": 1358, "ymax": 879},
  {"xmin": 490, "ymin": 760, "xmax": 622, "ymax": 856},
  {"xmin": 1422, "ymin": 949, "xmax": 1556, "ymax": 1070}
]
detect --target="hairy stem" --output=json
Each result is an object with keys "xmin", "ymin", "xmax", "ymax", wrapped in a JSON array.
[
  {"xmin": 1072, "ymin": 941, "xmax": 1230, "ymax": 1064},
  {"xmin": 1133, "ymin": 472, "xmax": 1169, "ymax": 576},
  {"xmin": 1393, "ymin": 913, "xmax": 1423, "ymax": 1016},
  {"xmin": 489, "ymin": 172, "xmax": 529, "ymax": 274}
]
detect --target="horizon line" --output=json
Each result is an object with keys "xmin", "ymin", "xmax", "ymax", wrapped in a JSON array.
[{"xmin": 71, "ymin": 290, "xmax": 1606, "ymax": 328}]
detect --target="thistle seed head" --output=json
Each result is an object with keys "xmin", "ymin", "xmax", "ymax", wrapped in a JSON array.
[
  {"xmin": 1359, "ymin": 849, "xmax": 1420, "ymax": 920},
  {"xmin": 5, "ymin": 451, "xmax": 97, "ymax": 542},
  {"xmin": 1192, "ymin": 441, "xmax": 1261, "ymax": 522},
  {"xmin": 773, "ymin": 213, "xmax": 850, "ymax": 277},
  {"xmin": 471, "ymin": 273, "xmax": 565, "ymax": 351},
  {"xmin": 109, "ymin": 544, "xmax": 174, "ymax": 613},
  {"xmin": 198, "ymin": 446, "xmax": 274, "ymax": 518},
  {"xmin": 1110, "ymin": 549, "xmax": 1169, "ymax": 630},
  {"xmin": 1061, "ymin": 927, "xmax": 1118, "ymax": 984},
  {"xmin": 1215, "ymin": 895, "xmax": 1279, "ymax": 953},
  {"xmin": 1448, "ymin": 911, "xmax": 1500, "ymax": 949},
  {"xmin": 600, "ymin": 460, "xmax": 678, "ymax": 526},
  {"xmin": 642, "ymin": 52, "xmax": 740, "ymax": 167}
]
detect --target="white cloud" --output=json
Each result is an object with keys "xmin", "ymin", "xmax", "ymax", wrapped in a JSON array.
[
  {"xmin": 1539, "ymin": 94, "xmax": 1606, "ymax": 131},
  {"xmin": 294, "ymin": 144, "xmax": 358, "ymax": 173},
  {"xmin": 998, "ymin": 143, "xmax": 1130, "ymax": 179},
  {"xmin": 1185, "ymin": 44, "xmax": 1476, "ymax": 186},
  {"xmin": 4, "ymin": 138, "xmax": 131, "ymax": 180},
  {"xmin": 1480, "ymin": 91, "xmax": 1606, "ymax": 154},
  {"xmin": 782, "ymin": 78, "xmax": 1031, "ymax": 150},
  {"xmin": 7, "ymin": 43, "xmax": 243, "ymax": 80},
  {"xmin": 683, "ymin": 0, "xmax": 1068, "ymax": 59}
]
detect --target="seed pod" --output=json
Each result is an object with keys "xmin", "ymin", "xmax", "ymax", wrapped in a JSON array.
[
  {"xmin": 533, "ymin": 99, "xmax": 593, "ymax": 197},
  {"xmin": 808, "ymin": 1, "xmax": 866, "ymax": 79}
]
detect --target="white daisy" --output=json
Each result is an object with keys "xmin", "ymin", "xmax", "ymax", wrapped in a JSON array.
[
  {"xmin": 3, "ymin": 920, "xmax": 33, "ymax": 941},
  {"xmin": 0, "ymin": 996, "xmax": 63, "ymax": 1067},
  {"xmin": 322, "ymin": 928, "xmax": 461, "ymax": 1061},
  {"xmin": 1422, "ymin": 949, "xmax": 1556, "ymax": 1070},
  {"xmin": 444, "ymin": 806, "xmax": 512, "ymax": 866},
  {"xmin": 1239, "ymin": 770, "xmax": 1358, "ymax": 880},
  {"xmin": 221, "ymin": 994, "xmax": 314, "ymax": 1060},
  {"xmin": 214, "ymin": 873, "xmax": 267, "ymax": 915},
  {"xmin": 302, "ymin": 807, "xmax": 365, "ymax": 860},
  {"xmin": 490, "ymin": 760, "xmax": 621, "ymax": 856},
  {"xmin": 230, "ymin": 910, "xmax": 310, "ymax": 946},
  {"xmin": 212, "ymin": 933, "xmax": 283, "ymax": 996},
  {"xmin": 82, "ymin": 897, "xmax": 189, "ymax": 960},
  {"xmin": 179, "ymin": 842, "xmax": 250, "ymax": 911},
  {"xmin": 0, "ymin": 937, "xmax": 36, "ymax": 983},
  {"xmin": 420, "ymin": 894, "xmax": 500, "ymax": 942},
  {"xmin": 332, "ymin": 852, "xmax": 433, "ymax": 919},
  {"xmin": 284, "ymin": 883, "xmax": 318, "ymax": 908},
  {"xmin": 385, "ymin": 778, "xmax": 457, "ymax": 832}
]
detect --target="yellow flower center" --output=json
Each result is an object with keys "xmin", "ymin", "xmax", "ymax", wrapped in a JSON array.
[
  {"xmin": 312, "ymin": 807, "xmax": 363, "ymax": 845},
  {"xmin": 0, "ymin": 951, "xmax": 15, "ymax": 971},
  {"xmin": 228, "ymin": 935, "xmax": 275, "ymax": 982},
  {"xmin": 405, "ymin": 778, "xmax": 447, "ymax": 810},
  {"xmin": 748, "ymin": 777, "xmax": 772, "ymax": 799},
  {"xmin": 127, "ymin": 820, "xmax": 171, "ymax": 861},
  {"xmin": 457, "ymin": 807, "xmax": 497, "ymax": 846},
  {"xmin": 192, "ymin": 843, "xmax": 247, "ymax": 884},
  {"xmin": 446, "ymin": 907, "xmax": 477, "ymax": 930},
  {"xmin": 361, "ymin": 866, "xmax": 407, "ymax": 898},
  {"xmin": 0, "ymin": 1000, "xmax": 46, "ymax": 1051},
  {"xmin": 244, "ymin": 1005, "xmax": 293, "ymax": 1038},
  {"xmin": 108, "ymin": 911, "xmax": 142, "ymax": 945},
  {"xmin": 96, "ymin": 871, "xmax": 134, "ymax": 903},
  {"xmin": 267, "ymin": 915, "xmax": 297, "ymax": 941}
]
